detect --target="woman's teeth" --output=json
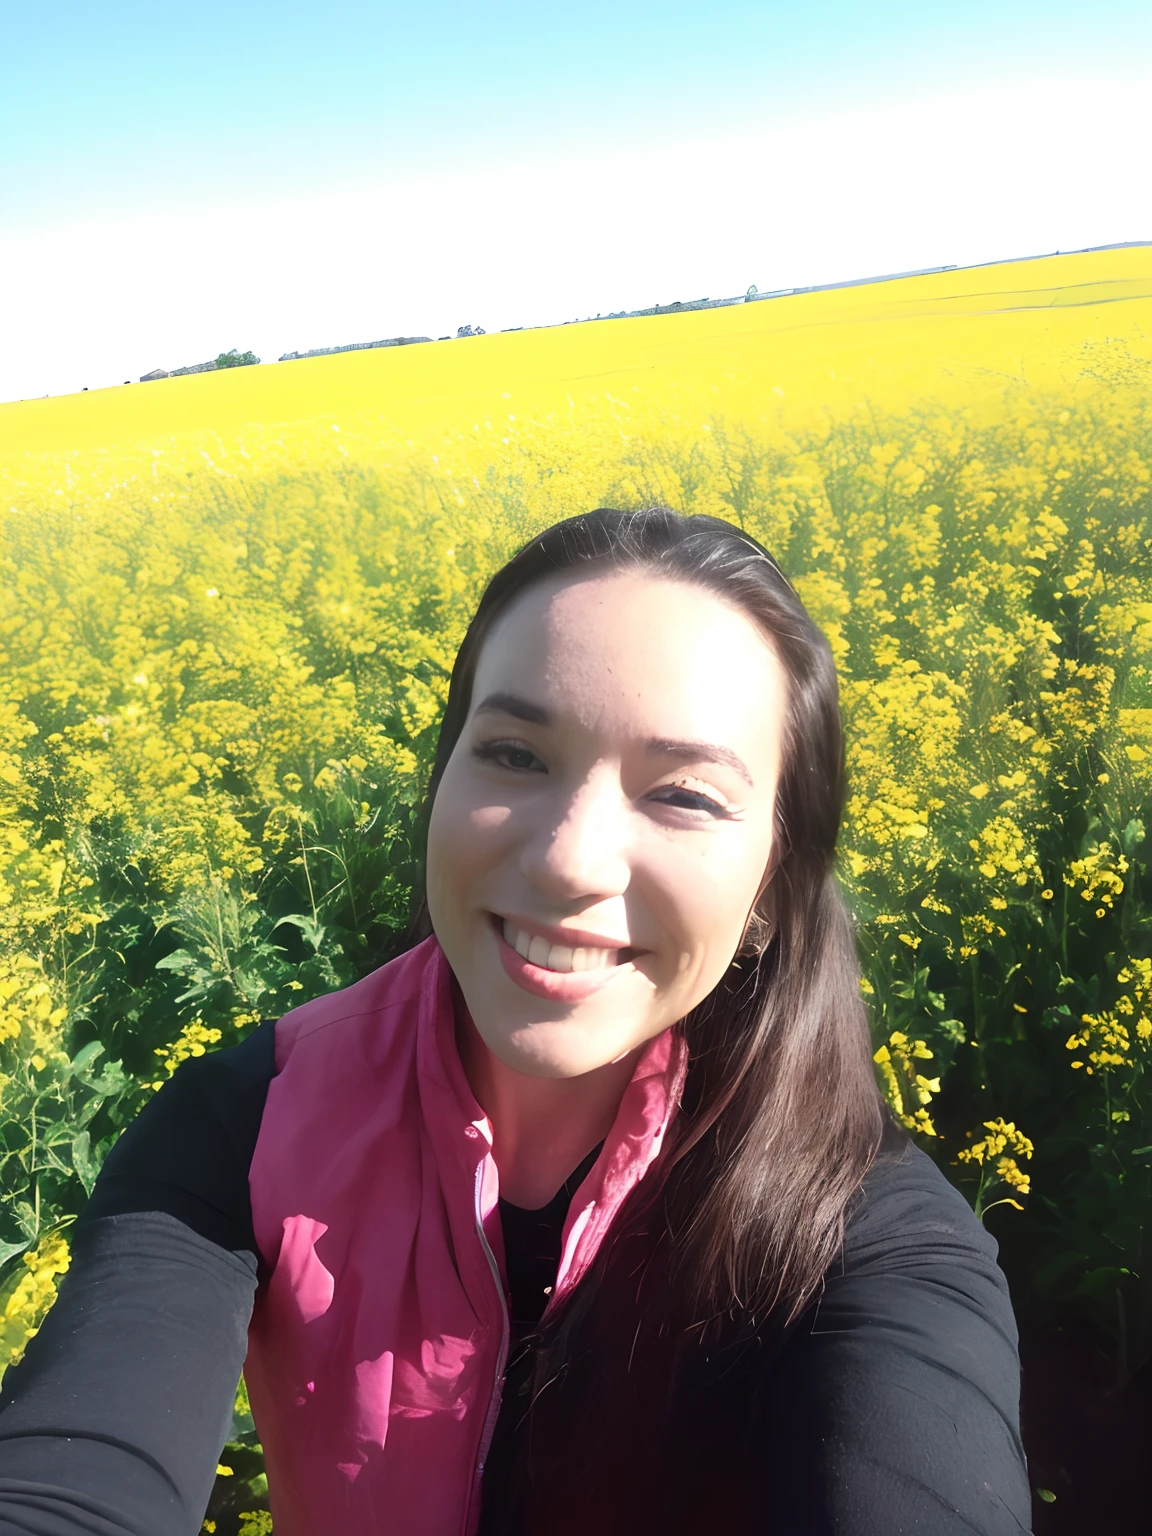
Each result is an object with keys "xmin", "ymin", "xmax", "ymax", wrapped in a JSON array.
[{"xmin": 501, "ymin": 919, "xmax": 621, "ymax": 973}]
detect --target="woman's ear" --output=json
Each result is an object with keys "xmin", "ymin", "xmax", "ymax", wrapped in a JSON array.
[
  {"xmin": 735, "ymin": 806, "xmax": 786, "ymax": 959},
  {"xmin": 736, "ymin": 875, "xmax": 777, "ymax": 959}
]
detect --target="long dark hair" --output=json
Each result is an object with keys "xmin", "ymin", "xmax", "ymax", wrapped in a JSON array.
[{"xmin": 397, "ymin": 505, "xmax": 889, "ymax": 1326}]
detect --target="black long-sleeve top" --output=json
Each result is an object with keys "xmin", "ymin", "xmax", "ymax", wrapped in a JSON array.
[{"xmin": 0, "ymin": 1019, "xmax": 1033, "ymax": 1534}]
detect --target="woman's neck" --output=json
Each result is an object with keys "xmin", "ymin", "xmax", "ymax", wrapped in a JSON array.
[{"xmin": 454, "ymin": 1003, "xmax": 639, "ymax": 1210}]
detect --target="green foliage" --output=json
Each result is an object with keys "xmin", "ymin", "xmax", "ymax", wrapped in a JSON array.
[{"xmin": 0, "ymin": 1040, "xmax": 134, "ymax": 1266}]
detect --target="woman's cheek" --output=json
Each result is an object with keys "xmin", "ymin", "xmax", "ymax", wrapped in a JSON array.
[
  {"xmin": 432, "ymin": 770, "xmax": 502, "ymax": 876},
  {"xmin": 671, "ymin": 886, "xmax": 751, "ymax": 997},
  {"xmin": 426, "ymin": 794, "xmax": 477, "ymax": 927},
  {"xmin": 676, "ymin": 853, "xmax": 750, "ymax": 948},
  {"xmin": 650, "ymin": 901, "xmax": 719, "ymax": 1001}
]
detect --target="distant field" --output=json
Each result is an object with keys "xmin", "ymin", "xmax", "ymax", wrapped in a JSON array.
[{"xmin": 2, "ymin": 245, "xmax": 1151, "ymax": 468}]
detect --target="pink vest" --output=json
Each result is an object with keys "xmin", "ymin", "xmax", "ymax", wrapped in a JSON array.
[{"xmin": 244, "ymin": 935, "xmax": 689, "ymax": 1535}]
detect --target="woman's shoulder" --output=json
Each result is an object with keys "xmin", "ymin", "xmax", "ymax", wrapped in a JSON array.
[
  {"xmin": 836, "ymin": 1116, "xmax": 1006, "ymax": 1286},
  {"xmin": 271, "ymin": 936, "xmax": 440, "ymax": 1074},
  {"xmin": 754, "ymin": 1126, "xmax": 1031, "ymax": 1534},
  {"xmin": 104, "ymin": 1015, "xmax": 277, "ymax": 1168},
  {"xmin": 78, "ymin": 1018, "xmax": 279, "ymax": 1256}
]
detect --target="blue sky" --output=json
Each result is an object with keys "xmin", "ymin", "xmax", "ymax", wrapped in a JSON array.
[{"xmin": 3, "ymin": 1, "xmax": 1151, "ymax": 402}]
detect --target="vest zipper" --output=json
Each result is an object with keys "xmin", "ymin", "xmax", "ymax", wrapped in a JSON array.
[{"xmin": 470, "ymin": 1155, "xmax": 510, "ymax": 1506}]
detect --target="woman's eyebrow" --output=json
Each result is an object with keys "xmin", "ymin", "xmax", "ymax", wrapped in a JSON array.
[
  {"xmin": 647, "ymin": 738, "xmax": 754, "ymax": 788},
  {"xmin": 474, "ymin": 691, "xmax": 550, "ymax": 725},
  {"xmin": 472, "ymin": 693, "xmax": 754, "ymax": 788}
]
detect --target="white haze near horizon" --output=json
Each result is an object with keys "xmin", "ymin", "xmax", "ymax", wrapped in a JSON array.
[{"xmin": 2, "ymin": 69, "xmax": 1150, "ymax": 407}]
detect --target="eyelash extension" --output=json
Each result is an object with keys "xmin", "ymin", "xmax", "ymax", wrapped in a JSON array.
[{"xmin": 471, "ymin": 741, "xmax": 730, "ymax": 817}]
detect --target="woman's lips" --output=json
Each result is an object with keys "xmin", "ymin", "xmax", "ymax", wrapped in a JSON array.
[{"xmin": 492, "ymin": 915, "xmax": 635, "ymax": 1002}]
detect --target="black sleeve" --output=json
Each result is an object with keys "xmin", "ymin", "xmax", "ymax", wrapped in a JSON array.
[
  {"xmin": 759, "ymin": 1136, "xmax": 1032, "ymax": 1535},
  {"xmin": 0, "ymin": 1021, "xmax": 276, "ymax": 1536}
]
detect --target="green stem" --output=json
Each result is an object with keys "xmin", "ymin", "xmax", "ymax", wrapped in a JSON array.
[
  {"xmin": 969, "ymin": 953, "xmax": 987, "ymax": 1098},
  {"xmin": 973, "ymin": 1161, "xmax": 990, "ymax": 1219},
  {"xmin": 1061, "ymin": 881, "xmax": 1069, "ymax": 970},
  {"xmin": 969, "ymin": 953, "xmax": 984, "ymax": 1039},
  {"xmin": 298, "ymin": 815, "xmax": 318, "ymax": 924}
]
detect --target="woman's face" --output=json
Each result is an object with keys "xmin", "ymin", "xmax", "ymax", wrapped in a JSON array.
[{"xmin": 426, "ymin": 569, "xmax": 787, "ymax": 1080}]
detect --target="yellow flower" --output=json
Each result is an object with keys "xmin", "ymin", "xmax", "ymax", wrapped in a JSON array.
[
  {"xmin": 0, "ymin": 1236, "xmax": 72, "ymax": 1375},
  {"xmin": 1065, "ymin": 1009, "xmax": 1134, "ymax": 1072},
  {"xmin": 957, "ymin": 1119, "xmax": 1034, "ymax": 1212},
  {"xmin": 1064, "ymin": 842, "xmax": 1126, "ymax": 909},
  {"xmin": 874, "ymin": 1031, "xmax": 940, "ymax": 1136},
  {"xmin": 996, "ymin": 1156, "xmax": 1031, "ymax": 1195},
  {"xmin": 148, "ymin": 1019, "xmax": 224, "ymax": 1091}
]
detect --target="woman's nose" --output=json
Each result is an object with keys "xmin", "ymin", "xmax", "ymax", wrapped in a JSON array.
[{"xmin": 519, "ymin": 777, "xmax": 632, "ymax": 904}]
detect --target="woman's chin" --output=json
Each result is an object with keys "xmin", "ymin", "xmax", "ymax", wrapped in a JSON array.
[{"xmin": 485, "ymin": 1021, "xmax": 626, "ymax": 1081}]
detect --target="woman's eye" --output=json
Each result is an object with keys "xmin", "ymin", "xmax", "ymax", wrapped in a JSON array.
[
  {"xmin": 471, "ymin": 741, "xmax": 543, "ymax": 773},
  {"xmin": 651, "ymin": 785, "xmax": 728, "ymax": 816}
]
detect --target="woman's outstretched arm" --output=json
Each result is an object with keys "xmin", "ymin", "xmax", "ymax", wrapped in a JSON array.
[
  {"xmin": 758, "ymin": 1137, "xmax": 1033, "ymax": 1535},
  {"xmin": 0, "ymin": 1214, "xmax": 257, "ymax": 1535},
  {"xmin": 0, "ymin": 1022, "xmax": 276, "ymax": 1536}
]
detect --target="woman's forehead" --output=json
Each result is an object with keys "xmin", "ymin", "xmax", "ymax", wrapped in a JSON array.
[
  {"xmin": 481, "ymin": 569, "xmax": 778, "ymax": 671},
  {"xmin": 472, "ymin": 571, "xmax": 786, "ymax": 764}
]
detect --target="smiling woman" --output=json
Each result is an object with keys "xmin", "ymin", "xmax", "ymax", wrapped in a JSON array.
[
  {"xmin": 0, "ymin": 507, "xmax": 1031, "ymax": 1535},
  {"xmin": 425, "ymin": 567, "xmax": 787, "ymax": 1207}
]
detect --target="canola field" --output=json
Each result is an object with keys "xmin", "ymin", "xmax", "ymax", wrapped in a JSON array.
[{"xmin": 2, "ymin": 244, "xmax": 1152, "ymax": 1526}]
